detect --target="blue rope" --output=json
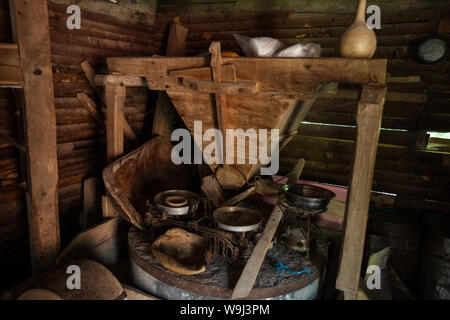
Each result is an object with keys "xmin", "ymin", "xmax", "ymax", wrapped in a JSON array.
[{"xmin": 268, "ymin": 250, "xmax": 313, "ymax": 284}]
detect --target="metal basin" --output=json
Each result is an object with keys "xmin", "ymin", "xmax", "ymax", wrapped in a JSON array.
[
  {"xmin": 213, "ymin": 207, "xmax": 262, "ymax": 232},
  {"xmin": 154, "ymin": 190, "xmax": 200, "ymax": 216},
  {"xmin": 284, "ymin": 184, "xmax": 336, "ymax": 211}
]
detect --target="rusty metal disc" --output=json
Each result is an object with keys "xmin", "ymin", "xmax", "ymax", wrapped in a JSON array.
[
  {"xmin": 213, "ymin": 206, "xmax": 262, "ymax": 232},
  {"xmin": 128, "ymin": 226, "xmax": 327, "ymax": 299}
]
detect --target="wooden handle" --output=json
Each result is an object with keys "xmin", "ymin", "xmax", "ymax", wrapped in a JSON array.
[{"xmin": 231, "ymin": 203, "xmax": 283, "ymax": 299}]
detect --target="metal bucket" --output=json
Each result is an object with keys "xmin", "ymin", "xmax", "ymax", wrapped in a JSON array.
[
  {"xmin": 417, "ymin": 213, "xmax": 450, "ymax": 300},
  {"xmin": 365, "ymin": 208, "xmax": 423, "ymax": 293}
]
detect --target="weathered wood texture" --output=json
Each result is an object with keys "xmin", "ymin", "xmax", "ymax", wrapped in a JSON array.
[
  {"xmin": 0, "ymin": 0, "xmax": 157, "ymax": 290},
  {"xmin": 152, "ymin": 21, "xmax": 188, "ymax": 139},
  {"xmin": 10, "ymin": 0, "xmax": 61, "ymax": 274},
  {"xmin": 0, "ymin": 43, "xmax": 23, "ymax": 86},
  {"xmin": 0, "ymin": 1, "xmax": 29, "ymax": 291},
  {"xmin": 336, "ymin": 85, "xmax": 386, "ymax": 299},
  {"xmin": 155, "ymin": 2, "xmax": 450, "ymax": 214},
  {"xmin": 48, "ymin": 1, "xmax": 156, "ymax": 239}
]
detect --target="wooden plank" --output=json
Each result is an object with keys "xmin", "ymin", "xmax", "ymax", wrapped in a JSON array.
[
  {"xmin": 105, "ymin": 85, "xmax": 125, "ymax": 162},
  {"xmin": 279, "ymin": 84, "xmax": 325, "ymax": 151},
  {"xmin": 152, "ymin": 21, "xmax": 188, "ymax": 140},
  {"xmin": 0, "ymin": 43, "xmax": 21, "ymax": 67},
  {"xmin": 0, "ymin": 65, "xmax": 23, "ymax": 86},
  {"xmin": 155, "ymin": 8, "xmax": 443, "ymax": 32},
  {"xmin": 231, "ymin": 204, "xmax": 283, "ymax": 299},
  {"xmin": 320, "ymin": 88, "xmax": 427, "ymax": 103},
  {"xmin": 104, "ymin": 85, "xmax": 125, "ymax": 219},
  {"xmin": 162, "ymin": 6, "xmax": 443, "ymax": 24},
  {"xmin": 336, "ymin": 85, "xmax": 387, "ymax": 299},
  {"xmin": 165, "ymin": 20, "xmax": 188, "ymax": 57},
  {"xmin": 294, "ymin": 123, "xmax": 425, "ymax": 147},
  {"xmin": 106, "ymin": 57, "xmax": 387, "ymax": 92},
  {"xmin": 95, "ymin": 75, "xmax": 147, "ymax": 87},
  {"xmin": 9, "ymin": 0, "xmax": 60, "ymax": 273},
  {"xmin": 181, "ymin": 78, "xmax": 259, "ymax": 95},
  {"xmin": 77, "ymin": 92, "xmax": 106, "ymax": 130},
  {"xmin": 209, "ymin": 41, "xmax": 228, "ymax": 167},
  {"xmin": 82, "ymin": 177, "xmax": 99, "ymax": 230},
  {"xmin": 94, "ymin": 64, "xmax": 237, "ymax": 87},
  {"xmin": 172, "ymin": 20, "xmax": 436, "ymax": 43}
]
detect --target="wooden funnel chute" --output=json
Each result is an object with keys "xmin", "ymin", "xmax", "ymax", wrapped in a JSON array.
[{"xmin": 102, "ymin": 41, "xmax": 386, "ymax": 189}]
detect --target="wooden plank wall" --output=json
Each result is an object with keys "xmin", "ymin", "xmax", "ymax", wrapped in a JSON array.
[
  {"xmin": 154, "ymin": 1, "xmax": 450, "ymax": 215},
  {"xmin": 0, "ymin": 1, "xmax": 157, "ymax": 290},
  {"xmin": 48, "ymin": 2, "xmax": 156, "ymax": 244},
  {"xmin": 0, "ymin": 0, "xmax": 29, "ymax": 290}
]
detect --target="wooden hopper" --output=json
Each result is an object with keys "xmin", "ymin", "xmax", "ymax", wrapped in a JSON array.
[{"xmin": 99, "ymin": 41, "xmax": 386, "ymax": 189}]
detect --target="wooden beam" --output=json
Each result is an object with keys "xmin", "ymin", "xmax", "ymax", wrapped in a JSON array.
[
  {"xmin": 80, "ymin": 61, "xmax": 137, "ymax": 141},
  {"xmin": 209, "ymin": 41, "xmax": 228, "ymax": 166},
  {"xmin": 0, "ymin": 43, "xmax": 21, "ymax": 66},
  {"xmin": 320, "ymin": 88, "xmax": 426, "ymax": 103},
  {"xmin": 82, "ymin": 177, "xmax": 99, "ymax": 230},
  {"xmin": 166, "ymin": 19, "xmax": 188, "ymax": 57},
  {"xmin": 9, "ymin": 0, "xmax": 60, "ymax": 273},
  {"xmin": 77, "ymin": 92, "xmax": 106, "ymax": 131},
  {"xmin": 105, "ymin": 85, "xmax": 125, "ymax": 162},
  {"xmin": 0, "ymin": 43, "xmax": 23, "ymax": 86},
  {"xmin": 95, "ymin": 75, "xmax": 147, "ymax": 87},
  {"xmin": 103, "ymin": 85, "xmax": 125, "ymax": 219},
  {"xmin": 336, "ymin": 84, "xmax": 387, "ymax": 299},
  {"xmin": 106, "ymin": 57, "xmax": 387, "ymax": 93},
  {"xmin": 279, "ymin": 84, "xmax": 324, "ymax": 151},
  {"xmin": 152, "ymin": 21, "xmax": 188, "ymax": 139}
]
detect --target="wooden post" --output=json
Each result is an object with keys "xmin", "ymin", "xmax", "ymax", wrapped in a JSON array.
[
  {"xmin": 80, "ymin": 61, "xmax": 137, "ymax": 141},
  {"xmin": 103, "ymin": 85, "xmax": 125, "ymax": 218},
  {"xmin": 105, "ymin": 85, "xmax": 125, "ymax": 162},
  {"xmin": 209, "ymin": 41, "xmax": 229, "ymax": 167},
  {"xmin": 9, "ymin": 0, "xmax": 60, "ymax": 273},
  {"xmin": 82, "ymin": 177, "xmax": 99, "ymax": 230},
  {"xmin": 152, "ymin": 21, "xmax": 188, "ymax": 139},
  {"xmin": 231, "ymin": 204, "xmax": 284, "ymax": 299},
  {"xmin": 336, "ymin": 84, "xmax": 387, "ymax": 299}
]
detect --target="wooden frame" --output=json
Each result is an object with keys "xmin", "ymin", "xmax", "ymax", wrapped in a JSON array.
[{"xmin": 96, "ymin": 44, "xmax": 387, "ymax": 299}]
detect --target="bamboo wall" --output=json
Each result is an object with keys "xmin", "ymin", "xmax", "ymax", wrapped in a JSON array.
[{"xmin": 155, "ymin": 1, "xmax": 450, "ymax": 215}]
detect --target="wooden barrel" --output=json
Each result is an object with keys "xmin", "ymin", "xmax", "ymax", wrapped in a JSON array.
[
  {"xmin": 365, "ymin": 208, "xmax": 423, "ymax": 293},
  {"xmin": 417, "ymin": 213, "xmax": 450, "ymax": 300}
]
